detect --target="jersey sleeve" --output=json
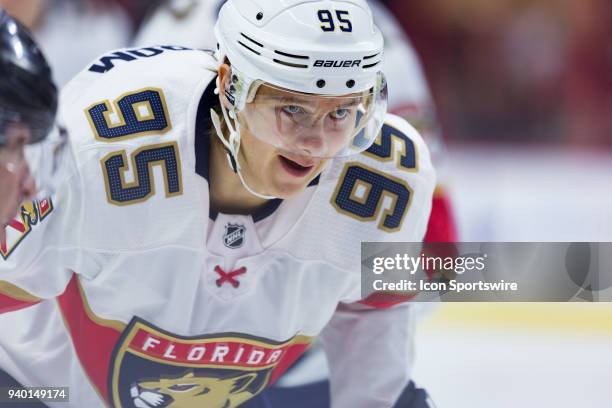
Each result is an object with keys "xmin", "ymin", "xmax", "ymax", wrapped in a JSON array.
[
  {"xmin": 320, "ymin": 301, "xmax": 417, "ymax": 408},
  {"xmin": 3, "ymin": 48, "xmax": 217, "ymax": 313},
  {"xmin": 319, "ymin": 114, "xmax": 435, "ymax": 407},
  {"xmin": 0, "ymin": 125, "xmax": 83, "ymax": 311},
  {"xmin": 329, "ymin": 113, "xmax": 435, "ymax": 277}
]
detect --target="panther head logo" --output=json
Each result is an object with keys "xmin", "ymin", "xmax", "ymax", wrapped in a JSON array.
[
  {"xmin": 20, "ymin": 201, "xmax": 39, "ymax": 227},
  {"xmin": 131, "ymin": 371, "xmax": 257, "ymax": 408}
]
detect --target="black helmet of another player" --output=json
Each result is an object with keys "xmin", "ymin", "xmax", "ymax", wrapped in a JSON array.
[{"xmin": 0, "ymin": 9, "xmax": 57, "ymax": 146}]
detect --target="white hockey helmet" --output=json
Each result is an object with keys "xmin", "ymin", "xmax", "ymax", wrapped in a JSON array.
[
  {"xmin": 215, "ymin": 0, "xmax": 384, "ymax": 96},
  {"xmin": 212, "ymin": 0, "xmax": 387, "ymax": 162}
]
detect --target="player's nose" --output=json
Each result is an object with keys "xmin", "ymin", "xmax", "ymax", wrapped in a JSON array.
[{"xmin": 295, "ymin": 126, "xmax": 326, "ymax": 156}]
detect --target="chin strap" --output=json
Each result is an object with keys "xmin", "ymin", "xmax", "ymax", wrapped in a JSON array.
[{"xmin": 210, "ymin": 78, "xmax": 276, "ymax": 200}]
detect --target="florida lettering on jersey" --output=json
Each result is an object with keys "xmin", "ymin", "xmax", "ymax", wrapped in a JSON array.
[{"xmin": 111, "ymin": 318, "xmax": 312, "ymax": 407}]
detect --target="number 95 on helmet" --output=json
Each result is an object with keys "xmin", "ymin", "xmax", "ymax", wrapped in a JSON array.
[{"xmin": 214, "ymin": 0, "xmax": 388, "ymax": 159}]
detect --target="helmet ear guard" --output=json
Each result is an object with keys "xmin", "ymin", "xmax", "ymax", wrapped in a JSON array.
[{"xmin": 219, "ymin": 64, "xmax": 262, "ymax": 112}]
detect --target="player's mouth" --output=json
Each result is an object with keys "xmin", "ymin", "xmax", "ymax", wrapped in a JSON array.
[{"xmin": 278, "ymin": 155, "xmax": 317, "ymax": 178}]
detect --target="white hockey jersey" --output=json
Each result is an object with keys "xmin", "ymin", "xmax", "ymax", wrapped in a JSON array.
[{"xmin": 0, "ymin": 48, "xmax": 435, "ymax": 408}]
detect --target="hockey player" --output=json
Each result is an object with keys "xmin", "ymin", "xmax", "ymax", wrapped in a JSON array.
[
  {"xmin": 0, "ymin": 10, "xmax": 59, "ymax": 244},
  {"xmin": 0, "ymin": 1, "xmax": 435, "ymax": 407},
  {"xmin": 0, "ymin": 11, "xmax": 70, "ymax": 407},
  {"xmin": 134, "ymin": 0, "xmax": 456, "ymax": 243},
  {"xmin": 137, "ymin": 2, "xmax": 447, "ymax": 406}
]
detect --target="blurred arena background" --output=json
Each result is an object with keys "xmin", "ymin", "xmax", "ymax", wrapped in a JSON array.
[
  {"xmin": 385, "ymin": 2, "xmax": 612, "ymax": 406},
  {"xmin": 384, "ymin": 2, "xmax": 612, "ymax": 406},
  {"xmin": 1, "ymin": 0, "xmax": 610, "ymax": 406}
]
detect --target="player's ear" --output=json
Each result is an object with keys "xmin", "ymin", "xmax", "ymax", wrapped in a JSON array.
[{"xmin": 218, "ymin": 63, "xmax": 232, "ymax": 110}]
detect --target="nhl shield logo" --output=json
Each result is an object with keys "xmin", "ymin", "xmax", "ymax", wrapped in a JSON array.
[{"xmin": 223, "ymin": 223, "xmax": 245, "ymax": 249}]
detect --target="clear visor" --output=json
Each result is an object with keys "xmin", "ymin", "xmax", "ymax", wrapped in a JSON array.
[
  {"xmin": 234, "ymin": 73, "xmax": 388, "ymax": 159},
  {"xmin": 24, "ymin": 126, "xmax": 69, "ymax": 200},
  {"xmin": 0, "ymin": 109, "xmax": 54, "ymax": 145},
  {"xmin": 0, "ymin": 118, "xmax": 68, "ymax": 201}
]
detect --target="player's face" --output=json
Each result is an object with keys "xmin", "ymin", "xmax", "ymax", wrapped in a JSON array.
[
  {"xmin": 218, "ymin": 66, "xmax": 349, "ymax": 199},
  {"xmin": 0, "ymin": 122, "xmax": 36, "ymax": 241},
  {"xmin": 236, "ymin": 85, "xmax": 364, "ymax": 198},
  {"xmin": 240, "ymin": 84, "xmax": 361, "ymax": 159},
  {"xmin": 235, "ymin": 120, "xmax": 330, "ymax": 199}
]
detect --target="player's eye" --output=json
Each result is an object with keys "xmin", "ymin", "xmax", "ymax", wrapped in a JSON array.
[
  {"xmin": 282, "ymin": 105, "xmax": 305, "ymax": 115},
  {"xmin": 330, "ymin": 108, "xmax": 350, "ymax": 120}
]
